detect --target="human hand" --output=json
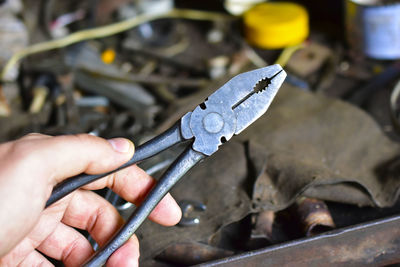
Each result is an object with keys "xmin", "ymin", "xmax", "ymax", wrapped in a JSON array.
[{"xmin": 0, "ymin": 133, "xmax": 182, "ymax": 266}]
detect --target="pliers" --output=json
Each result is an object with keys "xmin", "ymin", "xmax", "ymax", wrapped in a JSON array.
[{"xmin": 45, "ymin": 64, "xmax": 287, "ymax": 266}]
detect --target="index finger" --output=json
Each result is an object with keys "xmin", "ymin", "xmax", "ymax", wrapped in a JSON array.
[{"xmin": 81, "ymin": 164, "xmax": 182, "ymax": 226}]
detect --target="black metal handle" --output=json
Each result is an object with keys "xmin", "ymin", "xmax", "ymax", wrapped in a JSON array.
[
  {"xmin": 83, "ymin": 147, "xmax": 205, "ymax": 267},
  {"xmin": 46, "ymin": 123, "xmax": 184, "ymax": 207}
]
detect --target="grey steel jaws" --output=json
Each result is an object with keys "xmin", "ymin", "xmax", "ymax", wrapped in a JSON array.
[{"xmin": 181, "ymin": 64, "xmax": 286, "ymax": 156}]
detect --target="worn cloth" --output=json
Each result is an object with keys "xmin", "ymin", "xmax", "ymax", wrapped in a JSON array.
[{"xmin": 241, "ymin": 84, "xmax": 400, "ymax": 209}]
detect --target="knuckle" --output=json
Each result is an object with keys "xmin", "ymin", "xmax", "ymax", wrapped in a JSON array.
[
  {"xmin": 87, "ymin": 206, "xmax": 103, "ymax": 233},
  {"xmin": 9, "ymin": 133, "xmax": 50, "ymax": 162},
  {"xmin": 8, "ymin": 139, "xmax": 37, "ymax": 165},
  {"xmin": 21, "ymin": 133, "xmax": 47, "ymax": 140},
  {"xmin": 65, "ymin": 134, "xmax": 107, "ymax": 155},
  {"xmin": 62, "ymin": 236, "xmax": 81, "ymax": 263},
  {"xmin": 69, "ymin": 133, "xmax": 98, "ymax": 145}
]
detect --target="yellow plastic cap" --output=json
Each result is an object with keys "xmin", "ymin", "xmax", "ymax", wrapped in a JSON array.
[
  {"xmin": 244, "ymin": 2, "xmax": 309, "ymax": 49},
  {"xmin": 101, "ymin": 49, "xmax": 116, "ymax": 64}
]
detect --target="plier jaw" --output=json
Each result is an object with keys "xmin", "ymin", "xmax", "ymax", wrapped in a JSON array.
[
  {"xmin": 181, "ymin": 64, "xmax": 286, "ymax": 155},
  {"xmin": 233, "ymin": 64, "xmax": 286, "ymax": 134}
]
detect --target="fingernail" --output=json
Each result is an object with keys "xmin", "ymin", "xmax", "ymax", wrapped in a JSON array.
[{"xmin": 108, "ymin": 138, "xmax": 132, "ymax": 153}]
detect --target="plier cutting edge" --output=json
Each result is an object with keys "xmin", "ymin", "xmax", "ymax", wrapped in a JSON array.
[{"xmin": 45, "ymin": 64, "xmax": 287, "ymax": 266}]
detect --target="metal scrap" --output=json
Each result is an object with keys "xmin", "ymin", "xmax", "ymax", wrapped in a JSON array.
[
  {"xmin": 293, "ymin": 197, "xmax": 335, "ymax": 237},
  {"xmin": 250, "ymin": 211, "xmax": 275, "ymax": 243},
  {"xmin": 178, "ymin": 200, "xmax": 207, "ymax": 227}
]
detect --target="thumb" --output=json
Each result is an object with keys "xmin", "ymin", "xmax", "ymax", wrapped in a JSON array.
[
  {"xmin": 49, "ymin": 135, "xmax": 135, "ymax": 184},
  {"xmin": 8, "ymin": 134, "xmax": 135, "ymax": 185}
]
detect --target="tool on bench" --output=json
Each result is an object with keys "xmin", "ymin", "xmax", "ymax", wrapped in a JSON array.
[{"xmin": 45, "ymin": 64, "xmax": 287, "ymax": 266}]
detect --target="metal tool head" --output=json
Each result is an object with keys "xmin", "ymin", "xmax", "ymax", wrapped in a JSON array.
[
  {"xmin": 181, "ymin": 64, "xmax": 286, "ymax": 156},
  {"xmin": 231, "ymin": 64, "xmax": 286, "ymax": 134}
]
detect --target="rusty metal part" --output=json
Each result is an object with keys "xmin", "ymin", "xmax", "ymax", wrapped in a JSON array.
[
  {"xmin": 286, "ymin": 42, "xmax": 332, "ymax": 78},
  {"xmin": 247, "ymin": 210, "xmax": 276, "ymax": 250},
  {"xmin": 156, "ymin": 242, "xmax": 233, "ymax": 266},
  {"xmin": 285, "ymin": 42, "xmax": 337, "ymax": 91},
  {"xmin": 251, "ymin": 210, "xmax": 275, "ymax": 240},
  {"xmin": 178, "ymin": 200, "xmax": 207, "ymax": 227},
  {"xmin": 199, "ymin": 214, "xmax": 400, "ymax": 267},
  {"xmin": 294, "ymin": 197, "xmax": 335, "ymax": 237}
]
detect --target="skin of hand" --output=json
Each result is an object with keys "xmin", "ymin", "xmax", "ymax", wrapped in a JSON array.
[{"xmin": 0, "ymin": 133, "xmax": 182, "ymax": 266}]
